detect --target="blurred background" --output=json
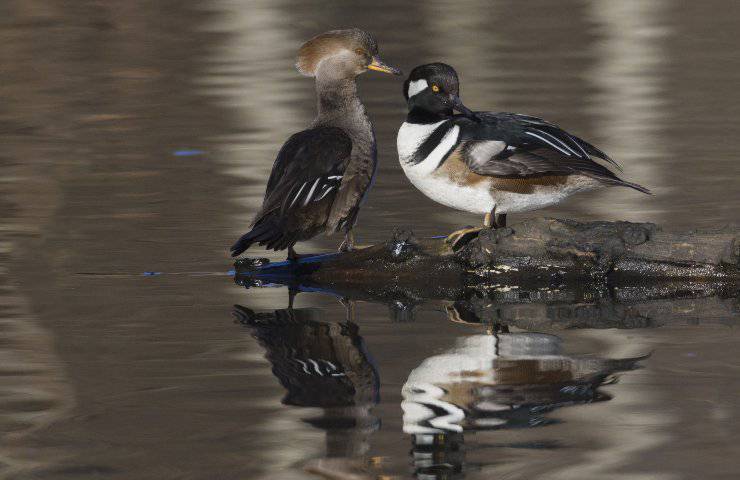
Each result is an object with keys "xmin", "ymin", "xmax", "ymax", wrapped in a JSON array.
[{"xmin": 1, "ymin": 1, "xmax": 738, "ymax": 479}]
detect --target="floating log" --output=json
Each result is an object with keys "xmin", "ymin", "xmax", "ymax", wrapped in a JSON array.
[
  {"xmin": 234, "ymin": 218, "xmax": 739, "ymax": 328},
  {"xmin": 235, "ymin": 218, "xmax": 739, "ymax": 284}
]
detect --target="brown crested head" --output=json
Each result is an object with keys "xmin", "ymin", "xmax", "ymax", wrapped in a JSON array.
[{"xmin": 296, "ymin": 28, "xmax": 401, "ymax": 78}]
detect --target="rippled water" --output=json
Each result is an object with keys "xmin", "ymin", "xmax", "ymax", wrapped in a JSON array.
[{"xmin": 1, "ymin": 1, "xmax": 739, "ymax": 479}]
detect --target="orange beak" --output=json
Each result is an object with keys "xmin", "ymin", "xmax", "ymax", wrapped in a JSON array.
[{"xmin": 368, "ymin": 56, "xmax": 403, "ymax": 76}]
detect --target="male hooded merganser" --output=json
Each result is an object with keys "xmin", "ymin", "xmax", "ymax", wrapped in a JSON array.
[
  {"xmin": 397, "ymin": 63, "xmax": 650, "ymax": 247},
  {"xmin": 231, "ymin": 29, "xmax": 401, "ymax": 259}
]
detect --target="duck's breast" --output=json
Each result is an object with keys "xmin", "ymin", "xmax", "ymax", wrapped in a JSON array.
[{"xmin": 398, "ymin": 122, "xmax": 495, "ymax": 214}]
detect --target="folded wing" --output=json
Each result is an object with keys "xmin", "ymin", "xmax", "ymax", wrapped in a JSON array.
[
  {"xmin": 231, "ymin": 127, "xmax": 352, "ymax": 256},
  {"xmin": 460, "ymin": 113, "xmax": 649, "ymax": 193}
]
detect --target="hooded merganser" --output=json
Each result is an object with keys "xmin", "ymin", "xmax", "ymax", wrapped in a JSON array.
[
  {"xmin": 231, "ymin": 29, "xmax": 401, "ymax": 259},
  {"xmin": 397, "ymin": 63, "xmax": 650, "ymax": 247}
]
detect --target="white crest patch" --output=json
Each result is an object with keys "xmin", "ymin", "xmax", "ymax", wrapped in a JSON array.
[{"xmin": 407, "ymin": 79, "xmax": 429, "ymax": 98}]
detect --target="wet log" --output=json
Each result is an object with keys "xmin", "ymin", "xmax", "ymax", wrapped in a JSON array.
[
  {"xmin": 235, "ymin": 218, "xmax": 740, "ymax": 287},
  {"xmin": 234, "ymin": 218, "xmax": 739, "ymax": 327}
]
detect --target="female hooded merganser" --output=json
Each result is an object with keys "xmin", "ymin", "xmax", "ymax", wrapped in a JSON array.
[
  {"xmin": 231, "ymin": 29, "xmax": 401, "ymax": 259},
  {"xmin": 397, "ymin": 63, "xmax": 650, "ymax": 247}
]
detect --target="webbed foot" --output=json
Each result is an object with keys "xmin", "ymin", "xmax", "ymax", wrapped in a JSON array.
[
  {"xmin": 445, "ymin": 226, "xmax": 485, "ymax": 251},
  {"xmin": 338, "ymin": 230, "xmax": 355, "ymax": 252}
]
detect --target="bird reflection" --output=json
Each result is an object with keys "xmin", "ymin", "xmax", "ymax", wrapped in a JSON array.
[
  {"xmin": 402, "ymin": 331, "xmax": 645, "ymax": 479},
  {"xmin": 233, "ymin": 296, "xmax": 648, "ymax": 480},
  {"xmin": 233, "ymin": 304, "xmax": 379, "ymax": 478}
]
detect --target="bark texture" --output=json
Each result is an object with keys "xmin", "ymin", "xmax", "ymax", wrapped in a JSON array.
[
  {"xmin": 234, "ymin": 219, "xmax": 739, "ymax": 328},
  {"xmin": 235, "ymin": 218, "xmax": 739, "ymax": 283}
]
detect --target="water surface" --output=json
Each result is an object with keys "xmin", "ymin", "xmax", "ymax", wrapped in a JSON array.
[{"xmin": 1, "ymin": 1, "xmax": 739, "ymax": 479}]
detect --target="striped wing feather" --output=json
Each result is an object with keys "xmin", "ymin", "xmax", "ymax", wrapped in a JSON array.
[
  {"xmin": 460, "ymin": 113, "xmax": 649, "ymax": 193},
  {"xmin": 259, "ymin": 127, "xmax": 352, "ymax": 220},
  {"xmin": 230, "ymin": 127, "xmax": 352, "ymax": 255}
]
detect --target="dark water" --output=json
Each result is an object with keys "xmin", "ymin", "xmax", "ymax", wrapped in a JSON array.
[{"xmin": 1, "ymin": 1, "xmax": 739, "ymax": 479}]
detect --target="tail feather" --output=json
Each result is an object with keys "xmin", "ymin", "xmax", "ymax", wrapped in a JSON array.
[
  {"xmin": 251, "ymin": 229, "xmax": 274, "ymax": 243},
  {"xmin": 230, "ymin": 230, "xmax": 259, "ymax": 257},
  {"xmin": 571, "ymin": 135, "xmax": 623, "ymax": 172},
  {"xmin": 580, "ymin": 169, "xmax": 652, "ymax": 196},
  {"xmin": 231, "ymin": 216, "xmax": 304, "ymax": 256},
  {"xmin": 231, "ymin": 220, "xmax": 281, "ymax": 257},
  {"xmin": 618, "ymin": 179, "xmax": 652, "ymax": 195},
  {"xmin": 598, "ymin": 175, "xmax": 652, "ymax": 195}
]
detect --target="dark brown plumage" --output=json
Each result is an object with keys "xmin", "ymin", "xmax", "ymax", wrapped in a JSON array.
[
  {"xmin": 233, "ymin": 305, "xmax": 379, "ymax": 409},
  {"xmin": 231, "ymin": 29, "xmax": 400, "ymax": 258}
]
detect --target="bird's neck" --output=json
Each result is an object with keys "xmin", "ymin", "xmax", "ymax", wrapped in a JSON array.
[
  {"xmin": 406, "ymin": 107, "xmax": 452, "ymax": 125},
  {"xmin": 313, "ymin": 71, "xmax": 371, "ymax": 140}
]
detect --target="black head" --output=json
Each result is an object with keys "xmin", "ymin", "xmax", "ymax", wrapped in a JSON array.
[{"xmin": 403, "ymin": 63, "xmax": 478, "ymax": 120}]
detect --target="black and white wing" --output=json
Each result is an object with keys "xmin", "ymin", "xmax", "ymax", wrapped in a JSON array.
[
  {"xmin": 261, "ymin": 126, "xmax": 352, "ymax": 216},
  {"xmin": 458, "ymin": 113, "xmax": 650, "ymax": 193},
  {"xmin": 234, "ymin": 305, "xmax": 380, "ymax": 408},
  {"xmin": 231, "ymin": 126, "xmax": 352, "ymax": 256}
]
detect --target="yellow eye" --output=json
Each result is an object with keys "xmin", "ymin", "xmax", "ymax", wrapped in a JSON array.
[
  {"xmin": 355, "ymin": 48, "xmax": 366, "ymax": 56},
  {"xmin": 431, "ymin": 84, "xmax": 440, "ymax": 93}
]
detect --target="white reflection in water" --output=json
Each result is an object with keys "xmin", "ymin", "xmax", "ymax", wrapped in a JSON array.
[
  {"xmin": 201, "ymin": 0, "xmax": 315, "ymax": 264},
  {"xmin": 402, "ymin": 333, "xmax": 641, "ymax": 433},
  {"xmin": 200, "ymin": 2, "xmax": 323, "ymax": 475},
  {"xmin": 586, "ymin": 0, "xmax": 671, "ymax": 221},
  {"xmin": 0, "ymin": 241, "xmax": 74, "ymax": 478},
  {"xmin": 401, "ymin": 331, "xmax": 649, "ymax": 479},
  {"xmin": 402, "ymin": 333, "xmax": 563, "ymax": 434}
]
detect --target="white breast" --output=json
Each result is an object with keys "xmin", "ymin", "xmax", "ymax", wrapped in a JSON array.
[
  {"xmin": 397, "ymin": 120, "xmax": 447, "ymax": 165},
  {"xmin": 403, "ymin": 169, "xmax": 496, "ymax": 214},
  {"xmin": 397, "ymin": 121, "xmax": 495, "ymax": 214}
]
